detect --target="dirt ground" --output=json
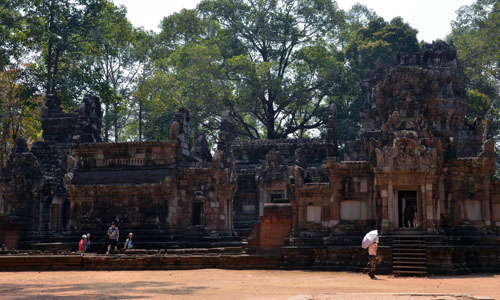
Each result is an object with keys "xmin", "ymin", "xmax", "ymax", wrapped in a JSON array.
[{"xmin": 0, "ymin": 269, "xmax": 498, "ymax": 300}]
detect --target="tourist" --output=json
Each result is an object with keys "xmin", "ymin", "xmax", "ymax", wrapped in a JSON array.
[
  {"xmin": 404, "ymin": 202, "xmax": 415, "ymax": 228},
  {"xmin": 368, "ymin": 236, "xmax": 379, "ymax": 279},
  {"xmin": 123, "ymin": 233, "xmax": 134, "ymax": 250},
  {"xmin": 105, "ymin": 222, "xmax": 119, "ymax": 255},
  {"xmin": 79, "ymin": 235, "xmax": 87, "ymax": 253},
  {"xmin": 85, "ymin": 233, "xmax": 91, "ymax": 252}
]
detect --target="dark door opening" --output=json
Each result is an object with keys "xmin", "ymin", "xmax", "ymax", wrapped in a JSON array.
[
  {"xmin": 192, "ymin": 202, "xmax": 203, "ymax": 225},
  {"xmin": 398, "ymin": 191, "xmax": 417, "ymax": 228}
]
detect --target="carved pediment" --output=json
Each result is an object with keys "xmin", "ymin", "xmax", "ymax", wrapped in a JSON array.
[{"xmin": 375, "ymin": 132, "xmax": 436, "ymax": 171}]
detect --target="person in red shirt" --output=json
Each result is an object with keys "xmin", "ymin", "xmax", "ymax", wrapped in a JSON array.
[{"xmin": 78, "ymin": 235, "xmax": 87, "ymax": 253}]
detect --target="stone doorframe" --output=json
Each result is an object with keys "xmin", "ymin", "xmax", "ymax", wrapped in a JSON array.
[{"xmin": 392, "ymin": 186, "xmax": 421, "ymax": 230}]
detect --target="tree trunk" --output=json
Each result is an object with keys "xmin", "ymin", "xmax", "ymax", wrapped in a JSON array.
[
  {"xmin": 46, "ymin": 0, "xmax": 55, "ymax": 95},
  {"xmin": 1, "ymin": 118, "xmax": 8, "ymax": 168},
  {"xmin": 138, "ymin": 100, "xmax": 143, "ymax": 142},
  {"xmin": 266, "ymin": 95, "xmax": 276, "ymax": 139},
  {"xmin": 104, "ymin": 103, "xmax": 109, "ymax": 142},
  {"xmin": 113, "ymin": 103, "xmax": 119, "ymax": 143},
  {"xmin": 46, "ymin": 39, "xmax": 53, "ymax": 95}
]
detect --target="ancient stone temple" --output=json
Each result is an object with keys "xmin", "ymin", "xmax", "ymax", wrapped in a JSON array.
[
  {"xmin": 65, "ymin": 107, "xmax": 236, "ymax": 235},
  {"xmin": 290, "ymin": 41, "xmax": 498, "ymax": 234},
  {"xmin": 0, "ymin": 41, "xmax": 499, "ymax": 274},
  {"xmin": 0, "ymin": 94, "xmax": 102, "ymax": 246}
]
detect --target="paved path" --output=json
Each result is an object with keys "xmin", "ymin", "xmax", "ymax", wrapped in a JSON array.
[{"xmin": 0, "ymin": 270, "xmax": 497, "ymax": 299}]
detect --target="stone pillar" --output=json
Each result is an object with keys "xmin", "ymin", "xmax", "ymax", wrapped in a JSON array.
[
  {"xmin": 258, "ymin": 182, "xmax": 265, "ymax": 217},
  {"xmin": 481, "ymin": 179, "xmax": 491, "ymax": 227},
  {"xmin": 388, "ymin": 181, "xmax": 394, "ymax": 229},
  {"xmin": 381, "ymin": 187, "xmax": 389, "ymax": 229},
  {"xmin": 425, "ymin": 182, "xmax": 434, "ymax": 230},
  {"xmin": 330, "ymin": 177, "xmax": 342, "ymax": 225},
  {"xmin": 420, "ymin": 184, "xmax": 426, "ymax": 227},
  {"xmin": 439, "ymin": 176, "xmax": 446, "ymax": 221}
]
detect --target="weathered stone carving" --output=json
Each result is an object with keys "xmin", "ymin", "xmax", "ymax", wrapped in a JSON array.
[
  {"xmin": 0, "ymin": 137, "xmax": 43, "ymax": 228},
  {"xmin": 73, "ymin": 94, "xmax": 102, "ymax": 144},
  {"xmin": 193, "ymin": 133, "xmax": 212, "ymax": 162}
]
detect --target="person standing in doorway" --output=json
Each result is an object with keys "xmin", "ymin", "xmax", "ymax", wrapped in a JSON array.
[
  {"xmin": 368, "ymin": 236, "xmax": 379, "ymax": 279},
  {"xmin": 404, "ymin": 200, "xmax": 415, "ymax": 228},
  {"xmin": 106, "ymin": 222, "xmax": 119, "ymax": 255}
]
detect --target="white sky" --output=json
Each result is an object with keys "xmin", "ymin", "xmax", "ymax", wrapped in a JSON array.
[{"xmin": 113, "ymin": 0, "xmax": 474, "ymax": 42}]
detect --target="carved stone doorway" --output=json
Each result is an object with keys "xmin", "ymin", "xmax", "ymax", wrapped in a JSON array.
[
  {"xmin": 50, "ymin": 196, "xmax": 63, "ymax": 232},
  {"xmin": 398, "ymin": 191, "xmax": 417, "ymax": 228},
  {"xmin": 192, "ymin": 202, "xmax": 203, "ymax": 225}
]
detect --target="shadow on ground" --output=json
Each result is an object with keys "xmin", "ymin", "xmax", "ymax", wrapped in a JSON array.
[{"xmin": 0, "ymin": 281, "xmax": 209, "ymax": 299}]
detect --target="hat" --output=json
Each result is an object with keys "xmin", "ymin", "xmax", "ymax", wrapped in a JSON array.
[
  {"xmin": 86, "ymin": 233, "xmax": 91, "ymax": 236},
  {"xmin": 128, "ymin": 233, "xmax": 133, "ymax": 236},
  {"xmin": 111, "ymin": 222, "xmax": 115, "ymax": 225},
  {"xmin": 82, "ymin": 234, "xmax": 87, "ymax": 238}
]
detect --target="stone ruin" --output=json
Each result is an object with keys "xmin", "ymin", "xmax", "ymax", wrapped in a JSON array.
[
  {"xmin": 0, "ymin": 94, "xmax": 103, "ymax": 246},
  {"xmin": 0, "ymin": 41, "xmax": 499, "ymax": 274}
]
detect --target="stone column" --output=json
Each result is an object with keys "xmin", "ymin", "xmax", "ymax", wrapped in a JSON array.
[
  {"xmin": 381, "ymin": 187, "xmax": 389, "ymax": 230},
  {"xmin": 425, "ymin": 181, "xmax": 434, "ymax": 230},
  {"xmin": 420, "ymin": 184, "xmax": 426, "ymax": 228},
  {"xmin": 258, "ymin": 182, "xmax": 265, "ymax": 217},
  {"xmin": 330, "ymin": 177, "xmax": 342, "ymax": 225},
  {"xmin": 438, "ymin": 176, "xmax": 445, "ymax": 223},
  {"xmin": 388, "ymin": 181, "xmax": 394, "ymax": 229},
  {"xmin": 481, "ymin": 179, "xmax": 491, "ymax": 227}
]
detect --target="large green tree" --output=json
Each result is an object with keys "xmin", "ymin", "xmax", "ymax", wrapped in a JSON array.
[
  {"xmin": 21, "ymin": 0, "xmax": 109, "ymax": 107},
  {"xmin": 85, "ymin": 1, "xmax": 148, "ymax": 142},
  {"xmin": 0, "ymin": 0, "xmax": 25, "ymax": 69},
  {"xmin": 141, "ymin": 0, "xmax": 346, "ymax": 140},
  {"xmin": 449, "ymin": 0, "xmax": 500, "ymax": 177},
  {"xmin": 345, "ymin": 16, "xmax": 419, "ymax": 77},
  {"xmin": 449, "ymin": 0, "xmax": 499, "ymax": 122},
  {"xmin": 199, "ymin": 0, "xmax": 346, "ymax": 139}
]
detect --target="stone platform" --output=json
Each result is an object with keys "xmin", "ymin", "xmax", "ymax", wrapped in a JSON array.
[{"xmin": 0, "ymin": 253, "xmax": 280, "ymax": 271}]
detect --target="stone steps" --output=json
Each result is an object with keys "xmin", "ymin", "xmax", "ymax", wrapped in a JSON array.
[
  {"xmin": 233, "ymin": 218, "xmax": 259, "ymax": 238},
  {"xmin": 392, "ymin": 236, "xmax": 427, "ymax": 276}
]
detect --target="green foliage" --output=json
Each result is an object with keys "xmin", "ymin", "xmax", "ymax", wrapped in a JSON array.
[
  {"xmin": 0, "ymin": 0, "xmax": 24, "ymax": 69},
  {"xmin": 0, "ymin": 67, "xmax": 43, "ymax": 166},
  {"xmin": 84, "ymin": 1, "xmax": 149, "ymax": 141},
  {"xmin": 345, "ymin": 16, "xmax": 419, "ymax": 76},
  {"xmin": 137, "ymin": 0, "xmax": 347, "ymax": 140},
  {"xmin": 449, "ymin": 0, "xmax": 500, "ymax": 177},
  {"xmin": 467, "ymin": 89, "xmax": 492, "ymax": 120}
]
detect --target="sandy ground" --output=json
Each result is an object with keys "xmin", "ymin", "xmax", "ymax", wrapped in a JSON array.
[{"xmin": 0, "ymin": 269, "xmax": 498, "ymax": 300}]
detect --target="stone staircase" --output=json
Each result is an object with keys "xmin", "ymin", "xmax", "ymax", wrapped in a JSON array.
[
  {"xmin": 392, "ymin": 235, "xmax": 427, "ymax": 276},
  {"xmin": 233, "ymin": 217, "xmax": 259, "ymax": 238}
]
